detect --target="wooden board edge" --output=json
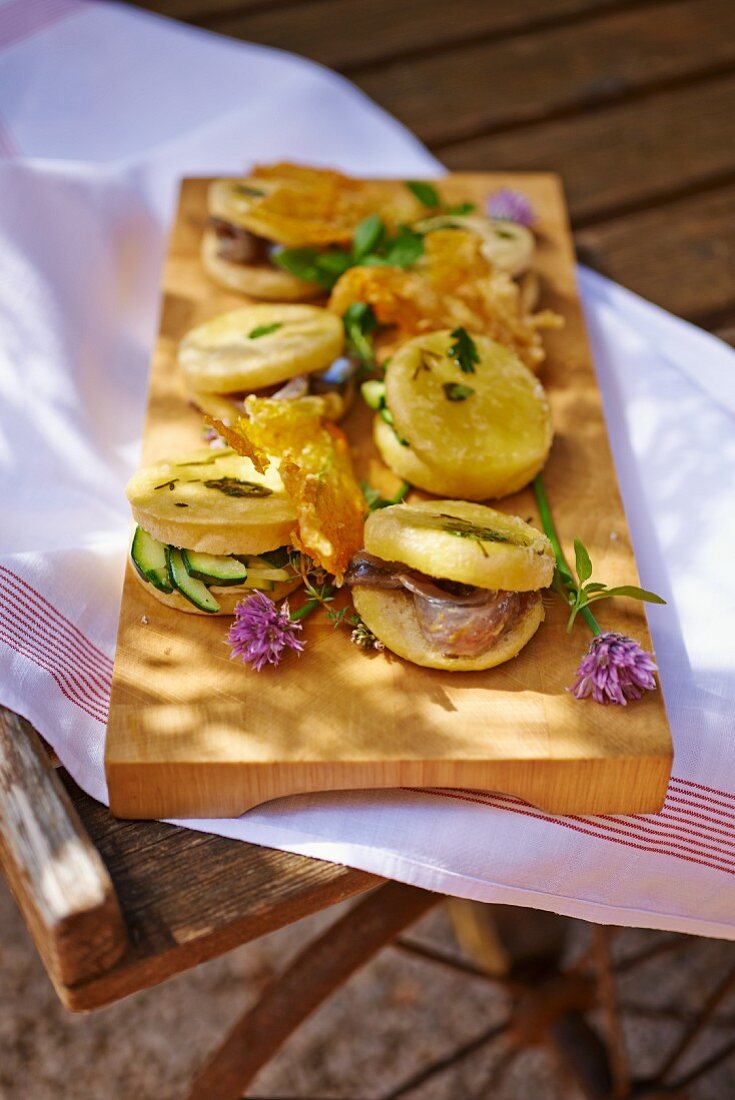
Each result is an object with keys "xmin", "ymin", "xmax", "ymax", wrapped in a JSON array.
[{"xmin": 107, "ymin": 753, "xmax": 672, "ymax": 821}]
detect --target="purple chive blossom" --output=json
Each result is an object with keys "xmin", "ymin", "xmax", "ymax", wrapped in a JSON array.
[
  {"xmin": 485, "ymin": 188, "xmax": 535, "ymax": 227},
  {"xmin": 570, "ymin": 632, "xmax": 658, "ymax": 706},
  {"xmin": 228, "ymin": 591, "xmax": 304, "ymax": 671}
]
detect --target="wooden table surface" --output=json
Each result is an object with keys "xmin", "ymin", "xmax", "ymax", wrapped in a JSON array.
[{"xmin": 14, "ymin": 0, "xmax": 733, "ymax": 1011}]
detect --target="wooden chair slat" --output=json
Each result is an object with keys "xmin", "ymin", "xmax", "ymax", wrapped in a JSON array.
[
  {"xmin": 0, "ymin": 707, "xmax": 127, "ymax": 990},
  {"xmin": 58, "ymin": 770, "xmax": 379, "ymax": 1010}
]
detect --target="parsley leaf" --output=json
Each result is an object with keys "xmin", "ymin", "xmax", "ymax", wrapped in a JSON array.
[
  {"xmin": 272, "ymin": 247, "xmax": 352, "ymax": 288},
  {"xmin": 353, "ymin": 214, "xmax": 385, "ymax": 260},
  {"xmin": 447, "ymin": 201, "xmax": 476, "ymax": 215},
  {"xmin": 443, "ymin": 382, "xmax": 475, "ymax": 402},
  {"xmin": 406, "ymin": 180, "xmax": 440, "ymax": 208},
  {"xmin": 382, "ymin": 227, "xmax": 424, "ymax": 267},
  {"xmin": 249, "ymin": 322, "xmax": 282, "ymax": 339},
  {"xmin": 448, "ymin": 327, "xmax": 480, "ymax": 374}
]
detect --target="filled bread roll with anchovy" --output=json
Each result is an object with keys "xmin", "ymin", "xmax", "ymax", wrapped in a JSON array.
[
  {"xmin": 373, "ymin": 330, "xmax": 552, "ymax": 500},
  {"xmin": 179, "ymin": 304, "xmax": 355, "ymax": 421},
  {"xmin": 203, "ymin": 179, "xmax": 322, "ymax": 300},
  {"xmin": 126, "ymin": 448, "xmax": 301, "ymax": 615},
  {"xmin": 346, "ymin": 501, "xmax": 554, "ymax": 670}
]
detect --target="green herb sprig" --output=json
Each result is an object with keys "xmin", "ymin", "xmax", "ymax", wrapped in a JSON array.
[
  {"xmin": 272, "ymin": 215, "xmax": 424, "ymax": 290},
  {"xmin": 448, "ymin": 327, "xmax": 480, "ymax": 374},
  {"xmin": 443, "ymin": 382, "xmax": 475, "ymax": 402},
  {"xmin": 533, "ymin": 475, "xmax": 665, "ymax": 634},
  {"xmin": 249, "ymin": 322, "xmax": 282, "ymax": 339},
  {"xmin": 360, "ymin": 480, "xmax": 410, "ymax": 512}
]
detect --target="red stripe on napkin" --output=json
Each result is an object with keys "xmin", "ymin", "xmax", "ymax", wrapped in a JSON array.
[
  {"xmin": 0, "ymin": 576, "xmax": 112, "ymax": 690},
  {"xmin": 0, "ymin": 568, "xmax": 111, "ymax": 723},
  {"xmin": 673, "ymin": 777, "xmax": 735, "ymax": 803},
  {"xmin": 418, "ymin": 789, "xmax": 735, "ymax": 877},
  {"xmin": 0, "ymin": 568, "xmax": 113, "ymax": 671},
  {"xmin": 0, "ymin": 628, "xmax": 107, "ymax": 723},
  {"xmin": 0, "ymin": 0, "xmax": 85, "ymax": 52}
]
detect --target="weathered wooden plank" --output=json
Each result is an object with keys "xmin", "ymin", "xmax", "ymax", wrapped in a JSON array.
[
  {"xmin": 204, "ymin": 0, "xmax": 624, "ymax": 72},
  {"xmin": 0, "ymin": 708, "xmax": 127, "ymax": 989},
  {"xmin": 352, "ymin": 0, "xmax": 735, "ymax": 147},
  {"xmin": 127, "ymin": 0, "xmax": 293, "ymax": 20},
  {"xmin": 187, "ymin": 881, "xmax": 438, "ymax": 1100},
  {"xmin": 575, "ymin": 184, "xmax": 735, "ymax": 322},
  {"xmin": 441, "ymin": 73, "xmax": 735, "ymax": 226},
  {"xmin": 58, "ymin": 769, "xmax": 379, "ymax": 1011}
]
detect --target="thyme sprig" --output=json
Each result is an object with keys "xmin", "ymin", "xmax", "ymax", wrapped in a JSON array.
[{"xmin": 533, "ymin": 475, "xmax": 665, "ymax": 635}]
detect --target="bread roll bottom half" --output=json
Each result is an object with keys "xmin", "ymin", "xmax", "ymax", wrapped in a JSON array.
[{"xmin": 352, "ymin": 586, "xmax": 545, "ymax": 671}]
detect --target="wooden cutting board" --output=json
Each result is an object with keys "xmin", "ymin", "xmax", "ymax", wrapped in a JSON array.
[{"xmin": 105, "ymin": 174, "xmax": 673, "ymax": 820}]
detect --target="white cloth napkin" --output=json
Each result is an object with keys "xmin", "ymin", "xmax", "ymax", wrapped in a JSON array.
[{"xmin": 2, "ymin": 0, "xmax": 735, "ymax": 939}]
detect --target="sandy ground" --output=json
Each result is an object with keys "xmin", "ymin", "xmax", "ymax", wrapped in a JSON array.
[{"xmin": 2, "ymin": 873, "xmax": 735, "ymax": 1099}]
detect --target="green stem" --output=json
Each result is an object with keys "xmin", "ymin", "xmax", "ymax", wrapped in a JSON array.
[
  {"xmin": 289, "ymin": 583, "xmax": 336, "ymax": 623},
  {"xmin": 533, "ymin": 475, "xmax": 602, "ymax": 638},
  {"xmin": 289, "ymin": 599, "xmax": 320, "ymax": 622}
]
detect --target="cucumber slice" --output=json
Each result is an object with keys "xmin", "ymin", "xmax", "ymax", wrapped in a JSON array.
[
  {"xmin": 131, "ymin": 527, "xmax": 173, "ymax": 593},
  {"xmin": 242, "ymin": 578, "xmax": 276, "ymax": 591},
  {"xmin": 165, "ymin": 547, "xmax": 220, "ymax": 613},
  {"xmin": 182, "ymin": 549, "xmax": 248, "ymax": 586},
  {"xmin": 361, "ymin": 379, "xmax": 386, "ymax": 410},
  {"xmin": 245, "ymin": 565, "xmax": 293, "ymax": 583}
]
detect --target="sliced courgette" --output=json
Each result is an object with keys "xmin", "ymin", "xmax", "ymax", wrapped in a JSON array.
[
  {"xmin": 361, "ymin": 379, "xmax": 386, "ymax": 410},
  {"xmin": 181, "ymin": 549, "xmax": 248, "ymax": 586},
  {"xmin": 165, "ymin": 547, "xmax": 220, "ymax": 613},
  {"xmin": 131, "ymin": 527, "xmax": 173, "ymax": 593},
  {"xmin": 245, "ymin": 565, "xmax": 293, "ymax": 583}
]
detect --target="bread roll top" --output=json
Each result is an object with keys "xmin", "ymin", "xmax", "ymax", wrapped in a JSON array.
[
  {"xmin": 363, "ymin": 500, "xmax": 554, "ymax": 593},
  {"xmin": 126, "ymin": 448, "xmax": 296, "ymax": 555}
]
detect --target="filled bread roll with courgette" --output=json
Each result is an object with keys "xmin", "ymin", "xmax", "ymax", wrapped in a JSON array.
[{"xmin": 126, "ymin": 448, "xmax": 301, "ymax": 615}]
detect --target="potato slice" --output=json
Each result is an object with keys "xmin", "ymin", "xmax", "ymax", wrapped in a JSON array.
[
  {"xmin": 178, "ymin": 304, "xmax": 343, "ymax": 394},
  {"xmin": 384, "ymin": 330, "xmax": 552, "ymax": 499},
  {"xmin": 126, "ymin": 448, "xmax": 296, "ymax": 556},
  {"xmin": 363, "ymin": 499, "xmax": 554, "ymax": 592}
]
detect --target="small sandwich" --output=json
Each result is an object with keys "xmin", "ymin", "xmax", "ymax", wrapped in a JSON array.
[
  {"xmin": 202, "ymin": 166, "xmax": 420, "ymax": 301},
  {"xmin": 179, "ymin": 304, "xmax": 355, "ymax": 423},
  {"xmin": 346, "ymin": 501, "xmax": 554, "ymax": 670},
  {"xmin": 413, "ymin": 213, "xmax": 535, "ymax": 278},
  {"xmin": 126, "ymin": 447, "xmax": 302, "ymax": 614},
  {"xmin": 367, "ymin": 329, "xmax": 552, "ymax": 501}
]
